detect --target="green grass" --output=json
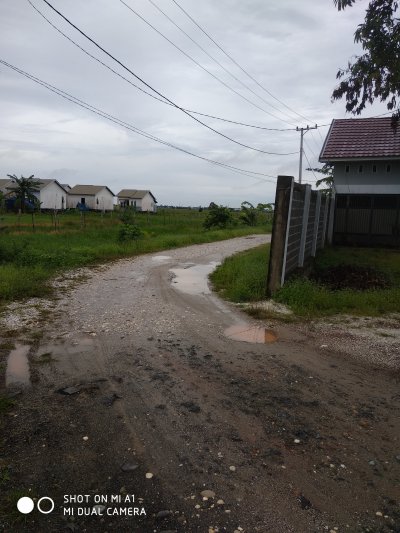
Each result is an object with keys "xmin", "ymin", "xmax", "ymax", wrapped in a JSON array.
[
  {"xmin": 210, "ymin": 244, "xmax": 270, "ymax": 302},
  {"xmin": 0, "ymin": 208, "xmax": 270, "ymax": 304},
  {"xmin": 210, "ymin": 244, "xmax": 400, "ymax": 317}
]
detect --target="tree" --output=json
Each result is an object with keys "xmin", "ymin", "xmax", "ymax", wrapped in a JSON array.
[
  {"xmin": 239, "ymin": 201, "xmax": 258, "ymax": 226},
  {"xmin": 6, "ymin": 174, "xmax": 42, "ymax": 213},
  {"xmin": 203, "ymin": 204, "xmax": 233, "ymax": 230},
  {"xmin": 332, "ymin": 0, "xmax": 400, "ymax": 124},
  {"xmin": 306, "ymin": 164, "xmax": 334, "ymax": 196}
]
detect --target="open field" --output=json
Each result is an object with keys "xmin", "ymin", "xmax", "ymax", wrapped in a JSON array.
[
  {"xmin": 0, "ymin": 208, "xmax": 270, "ymax": 304},
  {"xmin": 211, "ymin": 244, "xmax": 400, "ymax": 316}
]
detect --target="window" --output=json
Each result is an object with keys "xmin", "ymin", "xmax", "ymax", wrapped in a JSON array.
[
  {"xmin": 81, "ymin": 197, "xmax": 85, "ymax": 205},
  {"xmin": 358, "ymin": 165, "xmax": 363, "ymax": 173},
  {"xmin": 345, "ymin": 165, "xmax": 350, "ymax": 173},
  {"xmin": 386, "ymin": 164, "xmax": 391, "ymax": 172},
  {"xmin": 372, "ymin": 164, "xmax": 377, "ymax": 173}
]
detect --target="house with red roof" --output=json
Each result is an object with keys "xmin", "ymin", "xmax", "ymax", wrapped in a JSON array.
[{"xmin": 319, "ymin": 117, "xmax": 400, "ymax": 246}]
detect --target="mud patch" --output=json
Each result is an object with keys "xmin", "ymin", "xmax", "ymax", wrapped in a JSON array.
[
  {"xmin": 224, "ymin": 324, "xmax": 278, "ymax": 344},
  {"xmin": 6, "ymin": 343, "xmax": 31, "ymax": 387}
]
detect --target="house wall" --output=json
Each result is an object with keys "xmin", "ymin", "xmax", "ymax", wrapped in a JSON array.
[
  {"xmin": 117, "ymin": 194, "xmax": 156, "ymax": 212},
  {"xmin": 141, "ymin": 193, "xmax": 156, "ymax": 212},
  {"xmin": 334, "ymin": 160, "xmax": 400, "ymax": 194},
  {"xmin": 34, "ymin": 182, "xmax": 67, "ymax": 210},
  {"xmin": 67, "ymin": 194, "xmax": 96, "ymax": 209},
  {"xmin": 118, "ymin": 198, "xmax": 141, "ymax": 209},
  {"xmin": 94, "ymin": 190, "xmax": 114, "ymax": 211}
]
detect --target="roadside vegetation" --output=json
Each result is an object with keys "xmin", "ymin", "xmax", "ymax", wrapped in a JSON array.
[
  {"xmin": 211, "ymin": 244, "xmax": 400, "ymax": 317},
  {"xmin": 0, "ymin": 207, "xmax": 271, "ymax": 305}
]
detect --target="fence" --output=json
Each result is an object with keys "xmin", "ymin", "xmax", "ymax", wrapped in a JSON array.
[
  {"xmin": 334, "ymin": 193, "xmax": 400, "ymax": 247},
  {"xmin": 267, "ymin": 175, "xmax": 334, "ymax": 295}
]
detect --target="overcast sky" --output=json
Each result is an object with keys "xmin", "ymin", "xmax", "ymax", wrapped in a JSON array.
[{"xmin": 0, "ymin": 0, "xmax": 386, "ymax": 207}]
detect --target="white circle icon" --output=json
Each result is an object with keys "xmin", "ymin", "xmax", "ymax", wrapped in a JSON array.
[
  {"xmin": 17, "ymin": 497, "xmax": 34, "ymax": 514},
  {"xmin": 37, "ymin": 497, "xmax": 55, "ymax": 514}
]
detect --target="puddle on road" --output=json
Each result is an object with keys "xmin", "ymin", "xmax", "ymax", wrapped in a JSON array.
[
  {"xmin": 225, "ymin": 324, "xmax": 278, "ymax": 344},
  {"xmin": 6, "ymin": 344, "xmax": 31, "ymax": 387},
  {"xmin": 170, "ymin": 262, "xmax": 219, "ymax": 295},
  {"xmin": 152, "ymin": 255, "xmax": 172, "ymax": 263}
]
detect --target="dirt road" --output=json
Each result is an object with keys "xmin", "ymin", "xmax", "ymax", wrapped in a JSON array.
[{"xmin": 1, "ymin": 235, "xmax": 399, "ymax": 533}]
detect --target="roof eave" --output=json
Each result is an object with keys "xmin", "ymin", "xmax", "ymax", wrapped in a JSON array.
[{"xmin": 320, "ymin": 155, "xmax": 400, "ymax": 162}]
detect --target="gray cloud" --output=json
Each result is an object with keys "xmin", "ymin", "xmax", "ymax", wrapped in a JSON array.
[{"xmin": 0, "ymin": 0, "xmax": 385, "ymax": 206}]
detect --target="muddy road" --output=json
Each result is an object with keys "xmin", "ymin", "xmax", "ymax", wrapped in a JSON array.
[{"xmin": 1, "ymin": 235, "xmax": 399, "ymax": 533}]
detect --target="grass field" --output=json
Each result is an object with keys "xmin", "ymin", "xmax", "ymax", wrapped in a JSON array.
[
  {"xmin": 0, "ymin": 208, "xmax": 270, "ymax": 305},
  {"xmin": 211, "ymin": 244, "xmax": 400, "ymax": 317}
]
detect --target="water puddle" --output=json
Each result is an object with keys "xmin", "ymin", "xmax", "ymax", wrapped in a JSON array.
[
  {"xmin": 6, "ymin": 344, "xmax": 31, "ymax": 387},
  {"xmin": 170, "ymin": 262, "xmax": 219, "ymax": 295},
  {"xmin": 225, "ymin": 324, "xmax": 278, "ymax": 344},
  {"xmin": 152, "ymin": 255, "xmax": 172, "ymax": 263}
]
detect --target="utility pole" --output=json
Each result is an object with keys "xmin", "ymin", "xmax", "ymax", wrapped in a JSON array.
[{"xmin": 296, "ymin": 124, "xmax": 318, "ymax": 184}]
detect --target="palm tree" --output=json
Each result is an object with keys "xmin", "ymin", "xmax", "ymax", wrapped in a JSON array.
[{"xmin": 6, "ymin": 174, "xmax": 42, "ymax": 212}]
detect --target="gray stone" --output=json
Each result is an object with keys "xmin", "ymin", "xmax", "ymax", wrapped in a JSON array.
[{"xmin": 120, "ymin": 462, "xmax": 139, "ymax": 472}]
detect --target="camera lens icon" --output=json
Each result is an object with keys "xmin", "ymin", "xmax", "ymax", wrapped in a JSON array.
[{"xmin": 17, "ymin": 496, "xmax": 55, "ymax": 514}]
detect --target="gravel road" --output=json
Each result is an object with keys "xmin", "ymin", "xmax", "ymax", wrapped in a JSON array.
[{"xmin": 1, "ymin": 235, "xmax": 399, "ymax": 533}]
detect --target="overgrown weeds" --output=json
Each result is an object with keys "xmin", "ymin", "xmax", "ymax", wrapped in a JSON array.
[
  {"xmin": 210, "ymin": 244, "xmax": 400, "ymax": 317},
  {"xmin": 0, "ymin": 209, "xmax": 270, "ymax": 303}
]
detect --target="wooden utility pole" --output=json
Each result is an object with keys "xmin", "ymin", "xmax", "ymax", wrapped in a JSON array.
[{"xmin": 296, "ymin": 124, "xmax": 318, "ymax": 184}]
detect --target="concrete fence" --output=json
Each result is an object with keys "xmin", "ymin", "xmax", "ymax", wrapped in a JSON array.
[{"xmin": 267, "ymin": 175, "xmax": 335, "ymax": 295}]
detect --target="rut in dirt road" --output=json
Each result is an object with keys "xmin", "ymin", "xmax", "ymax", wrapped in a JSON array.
[{"xmin": 2, "ymin": 234, "xmax": 400, "ymax": 533}]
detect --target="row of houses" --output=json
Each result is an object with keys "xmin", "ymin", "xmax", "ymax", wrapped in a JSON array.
[{"xmin": 0, "ymin": 179, "xmax": 157, "ymax": 212}]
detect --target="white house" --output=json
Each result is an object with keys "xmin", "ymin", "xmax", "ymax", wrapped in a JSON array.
[
  {"xmin": 1, "ymin": 177, "xmax": 67, "ymax": 210},
  {"xmin": 34, "ymin": 179, "xmax": 68, "ymax": 210},
  {"xmin": 117, "ymin": 190, "xmax": 157, "ymax": 212},
  {"xmin": 0, "ymin": 178, "xmax": 15, "ymax": 195},
  {"xmin": 67, "ymin": 185, "xmax": 115, "ymax": 211},
  {"xmin": 319, "ymin": 117, "xmax": 400, "ymax": 246}
]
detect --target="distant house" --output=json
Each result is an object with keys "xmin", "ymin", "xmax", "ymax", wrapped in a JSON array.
[
  {"xmin": 117, "ymin": 190, "xmax": 157, "ymax": 212},
  {"xmin": 319, "ymin": 117, "xmax": 400, "ymax": 246},
  {"xmin": 67, "ymin": 185, "xmax": 115, "ymax": 211},
  {"xmin": 0, "ymin": 178, "xmax": 15, "ymax": 195},
  {"xmin": 33, "ymin": 179, "xmax": 68, "ymax": 210},
  {"xmin": 1, "ymin": 177, "xmax": 67, "ymax": 210}
]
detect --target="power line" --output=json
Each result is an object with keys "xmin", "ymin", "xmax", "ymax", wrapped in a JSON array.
[
  {"xmin": 144, "ymin": 0, "xmax": 298, "ymax": 123},
  {"xmin": 171, "ymin": 0, "xmax": 316, "ymax": 124},
  {"xmin": 1, "ymin": 59, "xmax": 279, "ymax": 183},
  {"xmin": 303, "ymin": 149, "xmax": 318, "ymax": 181},
  {"xmin": 28, "ymin": 1, "xmax": 296, "ymax": 133},
  {"xmin": 118, "ymin": 0, "xmax": 296, "ymax": 126},
  {"xmin": 36, "ymin": 0, "xmax": 298, "ymax": 156}
]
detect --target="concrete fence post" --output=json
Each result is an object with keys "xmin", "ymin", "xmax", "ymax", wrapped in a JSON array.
[
  {"xmin": 321, "ymin": 196, "xmax": 329, "ymax": 248},
  {"xmin": 267, "ymin": 176, "xmax": 294, "ymax": 296},
  {"xmin": 298, "ymin": 184, "xmax": 311, "ymax": 267},
  {"xmin": 311, "ymin": 191, "xmax": 322, "ymax": 257}
]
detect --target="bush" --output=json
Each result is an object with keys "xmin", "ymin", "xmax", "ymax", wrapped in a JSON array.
[
  {"xmin": 118, "ymin": 224, "xmax": 142, "ymax": 243},
  {"xmin": 203, "ymin": 205, "xmax": 233, "ymax": 230}
]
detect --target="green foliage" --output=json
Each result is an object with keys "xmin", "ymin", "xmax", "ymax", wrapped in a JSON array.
[
  {"xmin": 0, "ymin": 209, "xmax": 268, "ymax": 304},
  {"xmin": 306, "ymin": 163, "xmax": 334, "ymax": 196},
  {"xmin": 119, "ymin": 207, "xmax": 137, "ymax": 225},
  {"xmin": 203, "ymin": 204, "xmax": 234, "ymax": 230},
  {"xmin": 118, "ymin": 223, "xmax": 142, "ymax": 243},
  {"xmin": 6, "ymin": 174, "xmax": 42, "ymax": 213},
  {"xmin": 211, "ymin": 242, "xmax": 400, "ymax": 317},
  {"xmin": 239, "ymin": 201, "xmax": 258, "ymax": 226},
  {"xmin": 332, "ymin": 0, "xmax": 400, "ymax": 123},
  {"xmin": 210, "ymin": 245, "xmax": 270, "ymax": 301}
]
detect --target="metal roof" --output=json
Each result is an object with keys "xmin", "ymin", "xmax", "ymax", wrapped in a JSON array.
[
  {"xmin": 68, "ymin": 185, "xmax": 115, "ymax": 196},
  {"xmin": 319, "ymin": 117, "xmax": 400, "ymax": 161},
  {"xmin": 117, "ymin": 189, "xmax": 157, "ymax": 202}
]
